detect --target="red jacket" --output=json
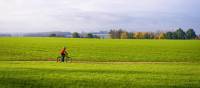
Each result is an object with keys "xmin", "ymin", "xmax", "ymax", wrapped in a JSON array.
[{"xmin": 60, "ymin": 49, "xmax": 66, "ymax": 54}]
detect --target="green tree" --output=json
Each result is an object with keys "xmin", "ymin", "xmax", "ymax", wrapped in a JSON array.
[
  {"xmin": 143, "ymin": 32, "xmax": 151, "ymax": 39},
  {"xmin": 165, "ymin": 32, "xmax": 173, "ymax": 39},
  {"xmin": 172, "ymin": 32, "xmax": 177, "ymax": 39},
  {"xmin": 186, "ymin": 29, "xmax": 196, "ymax": 39},
  {"xmin": 128, "ymin": 32, "xmax": 133, "ymax": 39},
  {"xmin": 176, "ymin": 28, "xmax": 186, "ymax": 39},
  {"xmin": 72, "ymin": 32, "xmax": 80, "ymax": 38},
  {"xmin": 87, "ymin": 33, "xmax": 94, "ymax": 38}
]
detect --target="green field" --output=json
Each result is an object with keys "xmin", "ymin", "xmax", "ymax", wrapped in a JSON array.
[
  {"xmin": 0, "ymin": 61, "xmax": 199, "ymax": 88},
  {"xmin": 0, "ymin": 37, "xmax": 200, "ymax": 88},
  {"xmin": 0, "ymin": 37, "xmax": 200, "ymax": 62}
]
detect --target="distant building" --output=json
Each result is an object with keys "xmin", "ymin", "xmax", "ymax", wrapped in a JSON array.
[
  {"xmin": 64, "ymin": 34, "xmax": 72, "ymax": 38},
  {"xmin": 0, "ymin": 33, "xmax": 11, "ymax": 37},
  {"xmin": 23, "ymin": 32, "xmax": 72, "ymax": 37}
]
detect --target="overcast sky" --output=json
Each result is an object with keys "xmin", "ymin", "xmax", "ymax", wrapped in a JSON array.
[{"xmin": 0, "ymin": 0, "xmax": 200, "ymax": 33}]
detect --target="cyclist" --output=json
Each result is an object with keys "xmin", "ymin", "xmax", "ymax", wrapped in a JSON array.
[{"xmin": 60, "ymin": 47, "xmax": 67, "ymax": 62}]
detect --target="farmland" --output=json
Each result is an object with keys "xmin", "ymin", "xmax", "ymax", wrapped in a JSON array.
[
  {"xmin": 0, "ymin": 37, "xmax": 200, "ymax": 88},
  {"xmin": 0, "ymin": 37, "xmax": 200, "ymax": 62}
]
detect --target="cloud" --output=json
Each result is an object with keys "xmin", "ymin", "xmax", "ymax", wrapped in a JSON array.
[{"xmin": 0, "ymin": 0, "xmax": 200, "ymax": 33}]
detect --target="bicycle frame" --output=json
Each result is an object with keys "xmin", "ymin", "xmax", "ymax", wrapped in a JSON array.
[{"xmin": 57, "ymin": 55, "xmax": 72, "ymax": 63}]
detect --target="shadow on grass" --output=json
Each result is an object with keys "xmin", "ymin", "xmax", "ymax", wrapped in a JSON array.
[
  {"xmin": 0, "ymin": 77, "xmax": 195, "ymax": 88},
  {"xmin": 0, "ymin": 67, "xmax": 199, "ymax": 88},
  {"xmin": 4, "ymin": 67, "xmax": 196, "ymax": 76}
]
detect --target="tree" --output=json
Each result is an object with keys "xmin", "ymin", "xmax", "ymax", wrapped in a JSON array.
[
  {"xmin": 158, "ymin": 33, "xmax": 165, "ymax": 39},
  {"xmin": 72, "ymin": 32, "xmax": 80, "ymax": 38},
  {"xmin": 109, "ymin": 29, "xmax": 115, "ymax": 39},
  {"xmin": 172, "ymin": 32, "xmax": 177, "ymax": 39},
  {"xmin": 153, "ymin": 32, "xmax": 165, "ymax": 39},
  {"xmin": 120, "ymin": 32, "xmax": 128, "ymax": 39},
  {"xmin": 149, "ymin": 32, "xmax": 155, "ymax": 39},
  {"xmin": 133, "ymin": 32, "xmax": 138, "ymax": 39},
  {"xmin": 138, "ymin": 32, "xmax": 143, "ymax": 39},
  {"xmin": 165, "ymin": 32, "xmax": 173, "ymax": 39},
  {"xmin": 186, "ymin": 29, "xmax": 196, "ymax": 39},
  {"xmin": 154, "ymin": 31, "xmax": 162, "ymax": 39},
  {"xmin": 109, "ymin": 29, "xmax": 125, "ymax": 39},
  {"xmin": 176, "ymin": 28, "xmax": 186, "ymax": 39},
  {"xmin": 143, "ymin": 32, "xmax": 151, "ymax": 39},
  {"xmin": 86, "ymin": 33, "xmax": 94, "ymax": 38},
  {"xmin": 132, "ymin": 32, "xmax": 135, "ymax": 39},
  {"xmin": 128, "ymin": 32, "xmax": 133, "ymax": 39},
  {"xmin": 134, "ymin": 32, "xmax": 143, "ymax": 39}
]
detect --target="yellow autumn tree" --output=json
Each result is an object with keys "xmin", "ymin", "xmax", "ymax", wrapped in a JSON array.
[
  {"xmin": 120, "ymin": 32, "xmax": 128, "ymax": 39},
  {"xmin": 159, "ymin": 33, "xmax": 165, "ymax": 39},
  {"xmin": 134, "ymin": 32, "xmax": 143, "ymax": 39}
]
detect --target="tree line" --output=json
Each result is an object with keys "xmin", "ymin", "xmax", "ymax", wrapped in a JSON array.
[
  {"xmin": 109, "ymin": 28, "xmax": 199, "ymax": 39},
  {"xmin": 72, "ymin": 32, "xmax": 100, "ymax": 38}
]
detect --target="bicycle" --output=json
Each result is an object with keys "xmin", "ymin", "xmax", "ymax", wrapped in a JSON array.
[{"xmin": 57, "ymin": 54, "xmax": 72, "ymax": 63}]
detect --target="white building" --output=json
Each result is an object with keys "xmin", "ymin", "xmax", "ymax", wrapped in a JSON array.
[{"xmin": 94, "ymin": 34, "xmax": 111, "ymax": 39}]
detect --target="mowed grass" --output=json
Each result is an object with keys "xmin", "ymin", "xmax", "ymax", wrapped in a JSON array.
[
  {"xmin": 0, "ymin": 61, "xmax": 199, "ymax": 88},
  {"xmin": 0, "ymin": 37, "xmax": 200, "ymax": 62}
]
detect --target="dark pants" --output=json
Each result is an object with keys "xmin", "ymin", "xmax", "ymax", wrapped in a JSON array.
[{"xmin": 61, "ymin": 54, "xmax": 65, "ymax": 62}]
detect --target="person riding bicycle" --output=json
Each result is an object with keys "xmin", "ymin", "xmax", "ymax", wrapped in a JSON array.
[{"xmin": 60, "ymin": 47, "xmax": 68, "ymax": 62}]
